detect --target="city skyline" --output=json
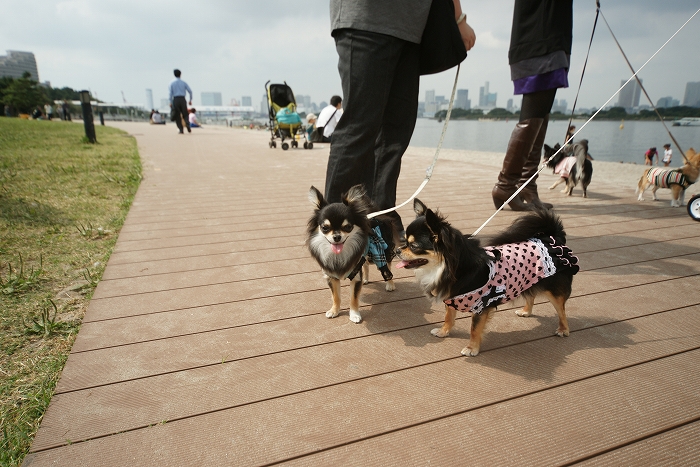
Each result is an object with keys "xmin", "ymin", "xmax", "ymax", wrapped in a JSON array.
[{"xmin": 1, "ymin": 2, "xmax": 699, "ymax": 111}]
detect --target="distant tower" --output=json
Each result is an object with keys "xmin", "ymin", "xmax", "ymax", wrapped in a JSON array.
[
  {"xmin": 241, "ymin": 96, "xmax": 252, "ymax": 107},
  {"xmin": 683, "ymin": 82, "xmax": 700, "ymax": 107},
  {"xmin": 145, "ymin": 89, "xmax": 154, "ymax": 110},
  {"xmin": 456, "ymin": 89, "xmax": 470, "ymax": 110},
  {"xmin": 201, "ymin": 92, "xmax": 222, "ymax": 106},
  {"xmin": 617, "ymin": 79, "xmax": 642, "ymax": 108}
]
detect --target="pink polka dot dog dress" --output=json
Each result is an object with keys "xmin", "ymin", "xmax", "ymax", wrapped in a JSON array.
[{"xmin": 444, "ymin": 237, "xmax": 579, "ymax": 314}]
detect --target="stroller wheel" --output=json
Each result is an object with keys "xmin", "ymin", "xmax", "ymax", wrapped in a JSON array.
[
  {"xmin": 688, "ymin": 194, "xmax": 700, "ymax": 221},
  {"xmin": 303, "ymin": 142, "xmax": 308, "ymax": 149},
  {"xmin": 269, "ymin": 141, "xmax": 274, "ymax": 148},
  {"xmin": 292, "ymin": 141, "xmax": 298, "ymax": 148},
  {"xmin": 271, "ymin": 141, "xmax": 277, "ymax": 148},
  {"xmin": 308, "ymin": 142, "xmax": 313, "ymax": 150},
  {"xmin": 282, "ymin": 142, "xmax": 289, "ymax": 151}
]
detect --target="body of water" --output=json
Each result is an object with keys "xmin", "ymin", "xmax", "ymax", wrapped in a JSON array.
[{"xmin": 410, "ymin": 118, "xmax": 700, "ymax": 164}]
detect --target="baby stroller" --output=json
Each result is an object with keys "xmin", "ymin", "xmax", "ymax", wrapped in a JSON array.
[{"xmin": 265, "ymin": 81, "xmax": 312, "ymax": 150}]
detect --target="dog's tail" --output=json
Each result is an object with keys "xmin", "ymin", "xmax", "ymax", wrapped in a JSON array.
[
  {"xmin": 636, "ymin": 168, "xmax": 651, "ymax": 195},
  {"xmin": 487, "ymin": 208, "xmax": 567, "ymax": 246}
]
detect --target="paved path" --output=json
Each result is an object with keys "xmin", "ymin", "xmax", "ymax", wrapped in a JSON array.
[{"xmin": 25, "ymin": 122, "xmax": 700, "ymax": 466}]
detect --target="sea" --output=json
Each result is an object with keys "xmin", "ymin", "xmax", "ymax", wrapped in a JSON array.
[{"xmin": 409, "ymin": 118, "xmax": 700, "ymax": 164}]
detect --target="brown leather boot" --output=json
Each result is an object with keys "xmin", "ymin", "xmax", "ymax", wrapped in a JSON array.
[
  {"xmin": 519, "ymin": 115, "xmax": 553, "ymax": 210},
  {"xmin": 492, "ymin": 118, "xmax": 543, "ymax": 211}
]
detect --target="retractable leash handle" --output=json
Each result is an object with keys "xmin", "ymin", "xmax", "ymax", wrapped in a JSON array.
[{"xmin": 367, "ymin": 64, "xmax": 461, "ymax": 220}]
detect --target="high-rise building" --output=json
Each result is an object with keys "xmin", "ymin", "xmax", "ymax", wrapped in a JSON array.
[
  {"xmin": 506, "ymin": 98, "xmax": 514, "ymax": 112},
  {"xmin": 261, "ymin": 94, "xmax": 268, "ymax": 115},
  {"xmin": 201, "ymin": 92, "xmax": 222, "ymax": 106},
  {"xmin": 682, "ymin": 82, "xmax": 700, "ymax": 107},
  {"xmin": 424, "ymin": 90, "xmax": 437, "ymax": 115},
  {"xmin": 241, "ymin": 96, "xmax": 252, "ymax": 107},
  {"xmin": 145, "ymin": 89, "xmax": 154, "ymax": 110},
  {"xmin": 552, "ymin": 98, "xmax": 567, "ymax": 114},
  {"xmin": 657, "ymin": 96, "xmax": 680, "ymax": 108},
  {"xmin": 617, "ymin": 79, "xmax": 642, "ymax": 108},
  {"xmin": 455, "ymin": 89, "xmax": 470, "ymax": 110},
  {"xmin": 0, "ymin": 50, "xmax": 39, "ymax": 81},
  {"xmin": 478, "ymin": 82, "xmax": 497, "ymax": 108}
]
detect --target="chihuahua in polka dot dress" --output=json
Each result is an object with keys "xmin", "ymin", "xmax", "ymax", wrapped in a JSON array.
[{"xmin": 396, "ymin": 200, "xmax": 579, "ymax": 356}]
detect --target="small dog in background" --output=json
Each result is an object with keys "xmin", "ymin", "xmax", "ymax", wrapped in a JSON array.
[
  {"xmin": 636, "ymin": 147, "xmax": 700, "ymax": 207},
  {"xmin": 396, "ymin": 199, "xmax": 579, "ymax": 356},
  {"xmin": 306, "ymin": 185, "xmax": 396, "ymax": 323},
  {"xmin": 545, "ymin": 140, "xmax": 593, "ymax": 198}
]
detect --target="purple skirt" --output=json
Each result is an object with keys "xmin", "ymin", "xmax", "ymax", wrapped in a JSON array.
[{"xmin": 513, "ymin": 68, "xmax": 569, "ymax": 95}]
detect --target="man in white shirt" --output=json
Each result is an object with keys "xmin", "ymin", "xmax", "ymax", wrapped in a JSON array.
[{"xmin": 316, "ymin": 96, "xmax": 343, "ymax": 142}]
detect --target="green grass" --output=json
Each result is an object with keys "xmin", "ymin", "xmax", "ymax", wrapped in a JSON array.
[{"xmin": 0, "ymin": 118, "xmax": 141, "ymax": 466}]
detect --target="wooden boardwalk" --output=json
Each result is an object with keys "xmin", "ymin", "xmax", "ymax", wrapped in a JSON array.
[{"xmin": 25, "ymin": 122, "xmax": 700, "ymax": 466}]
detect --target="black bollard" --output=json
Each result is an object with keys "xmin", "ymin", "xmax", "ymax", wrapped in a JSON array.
[{"xmin": 79, "ymin": 90, "xmax": 97, "ymax": 143}]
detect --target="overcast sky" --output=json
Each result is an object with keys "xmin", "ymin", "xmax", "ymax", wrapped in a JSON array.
[{"xmin": 2, "ymin": 1, "xmax": 699, "ymax": 111}]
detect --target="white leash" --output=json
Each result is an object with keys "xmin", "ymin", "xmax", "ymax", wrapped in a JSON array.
[
  {"xmin": 367, "ymin": 64, "xmax": 461, "ymax": 219},
  {"xmin": 471, "ymin": 6, "xmax": 699, "ymax": 237}
]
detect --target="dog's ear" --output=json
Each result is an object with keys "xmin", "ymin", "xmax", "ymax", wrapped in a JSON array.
[
  {"xmin": 424, "ymin": 208, "xmax": 443, "ymax": 243},
  {"xmin": 413, "ymin": 198, "xmax": 428, "ymax": 217},
  {"xmin": 554, "ymin": 143, "xmax": 561, "ymax": 150},
  {"xmin": 308, "ymin": 186, "xmax": 326, "ymax": 210},
  {"xmin": 343, "ymin": 184, "xmax": 371, "ymax": 215},
  {"xmin": 544, "ymin": 144, "xmax": 552, "ymax": 152}
]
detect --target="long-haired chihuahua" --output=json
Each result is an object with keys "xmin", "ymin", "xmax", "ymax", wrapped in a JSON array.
[
  {"xmin": 306, "ymin": 185, "xmax": 396, "ymax": 323},
  {"xmin": 396, "ymin": 199, "xmax": 579, "ymax": 356}
]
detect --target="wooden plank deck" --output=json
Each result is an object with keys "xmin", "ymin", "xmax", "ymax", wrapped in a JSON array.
[{"xmin": 24, "ymin": 122, "xmax": 700, "ymax": 466}]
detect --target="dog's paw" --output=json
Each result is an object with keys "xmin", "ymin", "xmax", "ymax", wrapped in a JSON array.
[
  {"xmin": 637, "ymin": 196, "xmax": 644, "ymax": 201},
  {"xmin": 461, "ymin": 346, "xmax": 479, "ymax": 357},
  {"xmin": 515, "ymin": 309, "xmax": 532, "ymax": 317},
  {"xmin": 385, "ymin": 280, "xmax": 395, "ymax": 292},
  {"xmin": 555, "ymin": 328, "xmax": 569, "ymax": 337},
  {"xmin": 362, "ymin": 279, "xmax": 369, "ymax": 285},
  {"xmin": 325, "ymin": 309, "xmax": 339, "ymax": 319},
  {"xmin": 349, "ymin": 310, "xmax": 362, "ymax": 323},
  {"xmin": 431, "ymin": 328, "xmax": 449, "ymax": 338}
]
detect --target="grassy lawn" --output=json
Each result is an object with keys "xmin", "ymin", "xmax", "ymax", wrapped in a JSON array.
[{"xmin": 0, "ymin": 118, "xmax": 141, "ymax": 466}]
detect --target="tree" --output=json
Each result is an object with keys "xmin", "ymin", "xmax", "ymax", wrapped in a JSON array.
[{"xmin": 2, "ymin": 72, "xmax": 47, "ymax": 114}]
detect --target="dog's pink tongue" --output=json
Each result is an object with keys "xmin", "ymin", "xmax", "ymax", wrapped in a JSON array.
[
  {"xmin": 331, "ymin": 243, "xmax": 344, "ymax": 254},
  {"xmin": 395, "ymin": 260, "xmax": 408, "ymax": 269}
]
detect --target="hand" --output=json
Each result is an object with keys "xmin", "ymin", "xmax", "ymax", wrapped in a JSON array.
[
  {"xmin": 459, "ymin": 21, "xmax": 476, "ymax": 51},
  {"xmin": 169, "ymin": 104, "xmax": 172, "ymax": 108},
  {"xmin": 188, "ymin": 100, "xmax": 192, "ymax": 106}
]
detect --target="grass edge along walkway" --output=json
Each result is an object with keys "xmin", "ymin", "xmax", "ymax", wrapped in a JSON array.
[{"xmin": 0, "ymin": 118, "xmax": 142, "ymax": 467}]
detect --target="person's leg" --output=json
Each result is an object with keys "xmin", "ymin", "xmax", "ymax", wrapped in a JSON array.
[
  {"xmin": 372, "ymin": 41, "xmax": 420, "ymax": 232},
  {"xmin": 173, "ymin": 98, "xmax": 184, "ymax": 133},
  {"xmin": 324, "ymin": 29, "xmax": 405, "ymax": 203},
  {"xmin": 492, "ymin": 89, "xmax": 556, "ymax": 211}
]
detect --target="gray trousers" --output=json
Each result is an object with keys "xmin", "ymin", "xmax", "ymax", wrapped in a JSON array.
[{"xmin": 324, "ymin": 29, "xmax": 420, "ymax": 231}]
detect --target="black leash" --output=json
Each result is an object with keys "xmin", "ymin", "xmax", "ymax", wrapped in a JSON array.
[{"xmin": 565, "ymin": 0, "xmax": 600, "ymax": 145}]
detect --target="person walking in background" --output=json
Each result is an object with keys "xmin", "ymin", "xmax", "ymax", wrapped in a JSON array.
[
  {"xmin": 662, "ymin": 143, "xmax": 672, "ymax": 166},
  {"xmin": 168, "ymin": 69, "xmax": 193, "ymax": 134},
  {"xmin": 644, "ymin": 147, "xmax": 658, "ymax": 166},
  {"xmin": 62, "ymin": 101, "xmax": 71, "ymax": 121},
  {"xmin": 324, "ymin": 0, "xmax": 476, "ymax": 234},
  {"xmin": 44, "ymin": 103, "xmax": 54, "ymax": 120},
  {"xmin": 492, "ymin": 0, "xmax": 573, "ymax": 211},
  {"xmin": 316, "ymin": 96, "xmax": 343, "ymax": 143}
]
